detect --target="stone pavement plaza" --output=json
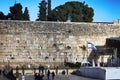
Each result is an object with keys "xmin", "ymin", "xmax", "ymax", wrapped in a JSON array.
[{"xmin": 18, "ymin": 74, "xmax": 99, "ymax": 80}]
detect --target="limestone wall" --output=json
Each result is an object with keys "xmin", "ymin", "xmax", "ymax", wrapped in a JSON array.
[{"xmin": 0, "ymin": 20, "xmax": 120, "ymax": 67}]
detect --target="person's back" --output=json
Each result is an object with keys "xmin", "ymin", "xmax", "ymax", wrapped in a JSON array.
[
  {"xmin": 51, "ymin": 72, "xmax": 55, "ymax": 80},
  {"xmin": 62, "ymin": 70, "xmax": 65, "ymax": 75},
  {"xmin": 34, "ymin": 73, "xmax": 37, "ymax": 80},
  {"xmin": 41, "ymin": 66, "xmax": 44, "ymax": 75},
  {"xmin": 47, "ymin": 70, "xmax": 50, "ymax": 80}
]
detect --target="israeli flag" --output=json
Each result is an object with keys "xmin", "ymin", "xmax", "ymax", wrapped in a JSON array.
[{"xmin": 87, "ymin": 42, "xmax": 97, "ymax": 50}]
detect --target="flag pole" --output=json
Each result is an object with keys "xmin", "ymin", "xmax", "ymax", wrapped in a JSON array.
[
  {"xmin": 86, "ymin": 41, "xmax": 89, "ymax": 60},
  {"xmin": 86, "ymin": 41, "xmax": 89, "ymax": 66},
  {"xmin": 87, "ymin": 41, "xmax": 97, "ymax": 67}
]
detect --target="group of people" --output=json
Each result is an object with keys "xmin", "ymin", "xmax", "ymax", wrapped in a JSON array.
[
  {"xmin": 34, "ymin": 73, "xmax": 44, "ymax": 80},
  {"xmin": 47, "ymin": 70, "xmax": 55, "ymax": 80},
  {"xmin": 34, "ymin": 70, "xmax": 55, "ymax": 80}
]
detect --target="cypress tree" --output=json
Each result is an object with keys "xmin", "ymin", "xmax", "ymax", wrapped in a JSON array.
[
  {"xmin": 10, "ymin": 3, "xmax": 23, "ymax": 20},
  {"xmin": 23, "ymin": 7, "xmax": 30, "ymax": 20},
  {"xmin": 0, "ymin": 11, "xmax": 6, "ymax": 20},
  {"xmin": 47, "ymin": 0, "xmax": 51, "ymax": 21},
  {"xmin": 37, "ymin": 0, "xmax": 47, "ymax": 21}
]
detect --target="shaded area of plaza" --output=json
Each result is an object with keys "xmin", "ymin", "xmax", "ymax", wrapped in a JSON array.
[
  {"xmin": 0, "ymin": 74, "xmax": 99, "ymax": 80},
  {"xmin": 0, "ymin": 65, "xmax": 99, "ymax": 80}
]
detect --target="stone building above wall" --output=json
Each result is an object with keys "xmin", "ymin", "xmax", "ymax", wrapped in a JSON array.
[{"xmin": 114, "ymin": 19, "xmax": 120, "ymax": 25}]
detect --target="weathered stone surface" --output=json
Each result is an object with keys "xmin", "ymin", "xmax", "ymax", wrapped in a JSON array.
[{"xmin": 0, "ymin": 20, "xmax": 120, "ymax": 67}]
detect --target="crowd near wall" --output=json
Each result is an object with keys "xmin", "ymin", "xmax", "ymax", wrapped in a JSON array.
[{"xmin": 0, "ymin": 20, "xmax": 120, "ymax": 67}]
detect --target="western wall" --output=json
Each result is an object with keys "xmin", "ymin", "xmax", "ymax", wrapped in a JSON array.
[{"xmin": 0, "ymin": 20, "xmax": 120, "ymax": 68}]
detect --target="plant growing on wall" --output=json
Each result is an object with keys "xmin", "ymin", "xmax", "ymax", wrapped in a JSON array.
[{"xmin": 45, "ymin": 56, "xmax": 49, "ymax": 60}]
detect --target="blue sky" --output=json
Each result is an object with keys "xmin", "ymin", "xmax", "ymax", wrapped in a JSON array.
[{"xmin": 0, "ymin": 0, "xmax": 120, "ymax": 22}]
